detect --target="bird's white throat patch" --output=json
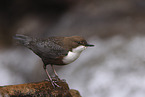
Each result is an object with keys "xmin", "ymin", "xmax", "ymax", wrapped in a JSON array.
[{"xmin": 63, "ymin": 45, "xmax": 86, "ymax": 64}]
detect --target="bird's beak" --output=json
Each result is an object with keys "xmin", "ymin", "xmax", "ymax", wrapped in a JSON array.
[{"xmin": 85, "ymin": 44, "xmax": 94, "ymax": 47}]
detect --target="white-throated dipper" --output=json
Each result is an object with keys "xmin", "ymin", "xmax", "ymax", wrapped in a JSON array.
[{"xmin": 14, "ymin": 34, "xmax": 94, "ymax": 87}]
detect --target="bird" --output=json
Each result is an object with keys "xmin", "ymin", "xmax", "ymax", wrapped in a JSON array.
[{"xmin": 13, "ymin": 34, "xmax": 94, "ymax": 87}]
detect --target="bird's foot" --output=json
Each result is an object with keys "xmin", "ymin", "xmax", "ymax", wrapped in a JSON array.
[
  {"xmin": 51, "ymin": 76, "xmax": 61, "ymax": 82},
  {"xmin": 52, "ymin": 81, "xmax": 60, "ymax": 88},
  {"xmin": 45, "ymin": 79, "xmax": 61, "ymax": 88},
  {"xmin": 52, "ymin": 77, "xmax": 66, "ymax": 83},
  {"xmin": 45, "ymin": 77, "xmax": 66, "ymax": 82}
]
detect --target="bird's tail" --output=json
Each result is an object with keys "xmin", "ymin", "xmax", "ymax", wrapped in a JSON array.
[{"xmin": 13, "ymin": 34, "xmax": 32, "ymax": 45}]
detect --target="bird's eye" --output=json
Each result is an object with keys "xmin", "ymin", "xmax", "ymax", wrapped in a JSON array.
[
  {"xmin": 78, "ymin": 42, "xmax": 81, "ymax": 44},
  {"xmin": 75, "ymin": 41, "xmax": 86, "ymax": 45},
  {"xmin": 77, "ymin": 41, "xmax": 81, "ymax": 44},
  {"xmin": 77, "ymin": 41, "xmax": 84, "ymax": 45}
]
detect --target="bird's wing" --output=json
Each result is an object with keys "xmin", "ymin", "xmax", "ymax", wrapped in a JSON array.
[{"xmin": 29, "ymin": 39, "xmax": 68, "ymax": 59}]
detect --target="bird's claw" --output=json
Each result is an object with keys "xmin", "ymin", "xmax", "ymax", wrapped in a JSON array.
[{"xmin": 45, "ymin": 78, "xmax": 61, "ymax": 88}]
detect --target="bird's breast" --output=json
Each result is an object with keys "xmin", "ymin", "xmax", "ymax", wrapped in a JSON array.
[
  {"xmin": 62, "ymin": 51, "xmax": 81, "ymax": 64},
  {"xmin": 62, "ymin": 45, "xmax": 86, "ymax": 64}
]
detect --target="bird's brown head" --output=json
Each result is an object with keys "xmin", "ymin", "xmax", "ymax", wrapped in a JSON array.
[{"xmin": 63, "ymin": 36, "xmax": 94, "ymax": 51}]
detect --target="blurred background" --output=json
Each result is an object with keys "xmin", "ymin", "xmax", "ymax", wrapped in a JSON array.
[{"xmin": 1, "ymin": 0, "xmax": 145, "ymax": 97}]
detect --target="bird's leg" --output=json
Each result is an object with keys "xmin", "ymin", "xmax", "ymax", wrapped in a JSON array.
[
  {"xmin": 51, "ymin": 65, "xmax": 60, "ymax": 80},
  {"xmin": 43, "ymin": 65, "xmax": 55, "ymax": 87},
  {"xmin": 43, "ymin": 64, "xmax": 60, "ymax": 88}
]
